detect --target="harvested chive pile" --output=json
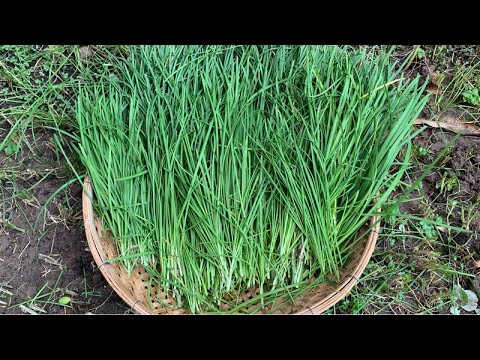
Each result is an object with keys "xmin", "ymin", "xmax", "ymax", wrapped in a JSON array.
[{"xmin": 76, "ymin": 46, "xmax": 428, "ymax": 313}]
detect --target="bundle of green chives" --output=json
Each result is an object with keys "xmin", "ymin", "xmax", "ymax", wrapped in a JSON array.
[{"xmin": 76, "ymin": 46, "xmax": 428, "ymax": 313}]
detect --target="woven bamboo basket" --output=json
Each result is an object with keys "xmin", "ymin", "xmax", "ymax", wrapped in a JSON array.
[{"xmin": 82, "ymin": 177, "xmax": 380, "ymax": 315}]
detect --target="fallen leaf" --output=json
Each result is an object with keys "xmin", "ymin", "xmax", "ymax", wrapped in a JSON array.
[
  {"xmin": 474, "ymin": 260, "xmax": 480, "ymax": 268},
  {"xmin": 415, "ymin": 117, "xmax": 480, "ymax": 136}
]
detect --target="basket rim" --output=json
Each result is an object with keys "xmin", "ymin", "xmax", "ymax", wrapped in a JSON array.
[{"xmin": 82, "ymin": 177, "xmax": 380, "ymax": 314}]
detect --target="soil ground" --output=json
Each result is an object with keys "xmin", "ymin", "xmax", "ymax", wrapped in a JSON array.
[{"xmin": 0, "ymin": 130, "xmax": 127, "ymax": 313}]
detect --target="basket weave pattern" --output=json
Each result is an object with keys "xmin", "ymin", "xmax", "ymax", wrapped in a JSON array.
[{"xmin": 82, "ymin": 178, "xmax": 380, "ymax": 314}]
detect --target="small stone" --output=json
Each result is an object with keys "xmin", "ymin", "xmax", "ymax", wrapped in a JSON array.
[{"xmin": 80, "ymin": 46, "xmax": 93, "ymax": 60}]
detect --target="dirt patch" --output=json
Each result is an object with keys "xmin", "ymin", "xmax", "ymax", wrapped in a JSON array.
[
  {"xmin": 416, "ymin": 127, "xmax": 480, "ymax": 254},
  {"xmin": 0, "ymin": 130, "xmax": 126, "ymax": 314}
]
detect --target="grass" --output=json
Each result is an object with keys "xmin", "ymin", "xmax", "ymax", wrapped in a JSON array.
[
  {"xmin": 414, "ymin": 45, "xmax": 480, "ymax": 125},
  {"xmin": 327, "ymin": 197, "xmax": 476, "ymax": 315},
  {"xmin": 0, "ymin": 45, "xmax": 478, "ymax": 314}
]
